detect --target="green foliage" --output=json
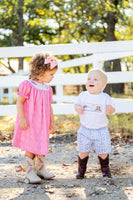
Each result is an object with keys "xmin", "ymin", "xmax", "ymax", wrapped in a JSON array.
[
  {"xmin": 0, "ymin": 0, "xmax": 132, "ymax": 46},
  {"xmin": 0, "ymin": 0, "xmax": 59, "ymax": 46},
  {"xmin": 52, "ymin": 0, "xmax": 133, "ymax": 73},
  {"xmin": 0, "ymin": 0, "xmax": 133, "ymax": 73}
]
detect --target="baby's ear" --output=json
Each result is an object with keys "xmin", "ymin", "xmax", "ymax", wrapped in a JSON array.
[{"xmin": 101, "ymin": 83, "xmax": 106, "ymax": 91}]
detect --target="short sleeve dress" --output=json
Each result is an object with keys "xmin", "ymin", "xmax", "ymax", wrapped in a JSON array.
[{"xmin": 12, "ymin": 79, "xmax": 53, "ymax": 155}]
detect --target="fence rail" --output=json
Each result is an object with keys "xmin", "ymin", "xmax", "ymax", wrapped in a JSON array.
[
  {"xmin": 0, "ymin": 71, "xmax": 133, "ymax": 87},
  {"xmin": 0, "ymin": 71, "xmax": 133, "ymax": 103},
  {"xmin": 0, "ymin": 40, "xmax": 133, "ymax": 116},
  {"xmin": 0, "ymin": 97, "xmax": 133, "ymax": 116},
  {"xmin": 0, "ymin": 71, "xmax": 133, "ymax": 114},
  {"xmin": 0, "ymin": 40, "xmax": 133, "ymax": 58}
]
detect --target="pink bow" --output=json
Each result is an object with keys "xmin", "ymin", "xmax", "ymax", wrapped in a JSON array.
[{"xmin": 44, "ymin": 57, "xmax": 57, "ymax": 69}]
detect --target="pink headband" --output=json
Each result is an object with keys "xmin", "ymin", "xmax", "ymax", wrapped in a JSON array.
[{"xmin": 44, "ymin": 57, "xmax": 57, "ymax": 69}]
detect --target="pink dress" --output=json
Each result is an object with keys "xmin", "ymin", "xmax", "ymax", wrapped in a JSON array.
[{"xmin": 12, "ymin": 79, "xmax": 53, "ymax": 155}]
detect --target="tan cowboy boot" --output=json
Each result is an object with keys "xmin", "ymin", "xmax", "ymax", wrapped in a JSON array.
[
  {"xmin": 35, "ymin": 155, "xmax": 55, "ymax": 179},
  {"xmin": 24, "ymin": 156, "xmax": 42, "ymax": 184}
]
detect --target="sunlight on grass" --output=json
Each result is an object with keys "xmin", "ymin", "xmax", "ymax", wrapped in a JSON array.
[
  {"xmin": 108, "ymin": 113, "xmax": 133, "ymax": 137},
  {"xmin": 112, "ymin": 92, "xmax": 133, "ymax": 99},
  {"xmin": 54, "ymin": 113, "xmax": 133, "ymax": 138},
  {"xmin": 54, "ymin": 114, "xmax": 80, "ymax": 135},
  {"xmin": 0, "ymin": 116, "xmax": 15, "ymax": 136},
  {"xmin": 0, "ymin": 114, "xmax": 133, "ymax": 139}
]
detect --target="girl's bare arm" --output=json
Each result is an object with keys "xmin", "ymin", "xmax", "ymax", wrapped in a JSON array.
[
  {"xmin": 17, "ymin": 96, "xmax": 28, "ymax": 130},
  {"xmin": 49, "ymin": 105, "xmax": 54, "ymax": 134}
]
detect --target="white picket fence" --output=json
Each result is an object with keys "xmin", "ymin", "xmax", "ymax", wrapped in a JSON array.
[{"xmin": 0, "ymin": 40, "xmax": 133, "ymax": 116}]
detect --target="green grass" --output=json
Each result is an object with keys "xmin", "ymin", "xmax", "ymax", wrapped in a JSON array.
[
  {"xmin": 0, "ymin": 91, "xmax": 133, "ymax": 139},
  {"xmin": 55, "ymin": 114, "xmax": 133, "ymax": 137},
  {"xmin": 0, "ymin": 116, "xmax": 15, "ymax": 139},
  {"xmin": 0, "ymin": 114, "xmax": 133, "ymax": 140},
  {"xmin": 108, "ymin": 114, "xmax": 133, "ymax": 137},
  {"xmin": 112, "ymin": 92, "xmax": 133, "ymax": 99}
]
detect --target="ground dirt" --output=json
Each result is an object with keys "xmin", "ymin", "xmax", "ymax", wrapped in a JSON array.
[{"xmin": 0, "ymin": 133, "xmax": 133, "ymax": 200}]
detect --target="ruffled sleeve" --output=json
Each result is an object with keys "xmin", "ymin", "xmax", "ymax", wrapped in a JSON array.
[
  {"xmin": 49, "ymin": 86, "xmax": 53, "ymax": 103},
  {"xmin": 17, "ymin": 80, "xmax": 31, "ymax": 99}
]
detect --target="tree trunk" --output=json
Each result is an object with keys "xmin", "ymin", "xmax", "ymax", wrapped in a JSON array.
[
  {"xmin": 104, "ymin": 0, "xmax": 124, "ymax": 94},
  {"xmin": 17, "ymin": 0, "xmax": 24, "ymax": 71},
  {"xmin": 112, "ymin": 59, "xmax": 124, "ymax": 93},
  {"xmin": 104, "ymin": 61, "xmax": 112, "ymax": 95}
]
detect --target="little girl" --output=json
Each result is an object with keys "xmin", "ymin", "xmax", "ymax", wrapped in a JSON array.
[{"xmin": 12, "ymin": 53, "xmax": 58, "ymax": 183}]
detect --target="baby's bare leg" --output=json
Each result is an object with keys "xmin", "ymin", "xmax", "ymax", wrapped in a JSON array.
[
  {"xmin": 98, "ymin": 153, "xmax": 107, "ymax": 159},
  {"xmin": 79, "ymin": 152, "xmax": 89, "ymax": 159}
]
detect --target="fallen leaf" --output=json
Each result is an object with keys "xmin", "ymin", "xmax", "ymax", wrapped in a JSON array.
[
  {"xmin": 16, "ymin": 166, "xmax": 23, "ymax": 172},
  {"xmin": 49, "ymin": 148, "xmax": 53, "ymax": 152},
  {"xmin": 66, "ymin": 193, "xmax": 74, "ymax": 197},
  {"xmin": 46, "ymin": 188, "xmax": 55, "ymax": 193},
  {"xmin": 113, "ymin": 152, "xmax": 120, "ymax": 155},
  {"xmin": 16, "ymin": 166, "xmax": 25, "ymax": 172},
  {"xmin": 23, "ymin": 168, "xmax": 26, "ymax": 172},
  {"xmin": 62, "ymin": 163, "xmax": 69, "ymax": 166}
]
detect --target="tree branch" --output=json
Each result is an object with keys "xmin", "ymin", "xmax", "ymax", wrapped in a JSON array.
[{"xmin": 0, "ymin": 60, "xmax": 16, "ymax": 73}]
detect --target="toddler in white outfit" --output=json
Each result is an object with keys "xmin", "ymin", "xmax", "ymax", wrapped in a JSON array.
[{"xmin": 74, "ymin": 69, "xmax": 115, "ymax": 179}]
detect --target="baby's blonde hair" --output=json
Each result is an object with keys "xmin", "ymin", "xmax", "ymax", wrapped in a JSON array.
[{"xmin": 88, "ymin": 69, "xmax": 108, "ymax": 85}]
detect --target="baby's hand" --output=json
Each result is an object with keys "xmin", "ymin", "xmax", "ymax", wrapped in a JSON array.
[
  {"xmin": 106, "ymin": 105, "xmax": 115, "ymax": 115},
  {"xmin": 19, "ymin": 118, "xmax": 28, "ymax": 130},
  {"xmin": 75, "ymin": 104, "xmax": 84, "ymax": 114}
]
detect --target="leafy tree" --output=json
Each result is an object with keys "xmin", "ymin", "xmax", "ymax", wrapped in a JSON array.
[
  {"xmin": 0, "ymin": 0, "xmax": 132, "ymax": 93},
  {"xmin": 52, "ymin": 0, "xmax": 132, "ymax": 93},
  {"xmin": 0, "ymin": 0, "xmax": 60, "ymax": 71}
]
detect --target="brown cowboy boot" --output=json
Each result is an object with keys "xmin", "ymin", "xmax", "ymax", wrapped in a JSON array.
[
  {"xmin": 76, "ymin": 156, "xmax": 89, "ymax": 179},
  {"xmin": 98, "ymin": 154, "xmax": 111, "ymax": 178}
]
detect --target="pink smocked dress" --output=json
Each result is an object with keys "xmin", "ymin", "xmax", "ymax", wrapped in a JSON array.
[{"xmin": 12, "ymin": 79, "xmax": 53, "ymax": 155}]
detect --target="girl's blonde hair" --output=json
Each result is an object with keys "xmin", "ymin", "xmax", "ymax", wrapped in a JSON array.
[
  {"xmin": 88, "ymin": 69, "xmax": 108, "ymax": 85},
  {"xmin": 29, "ymin": 53, "xmax": 58, "ymax": 80}
]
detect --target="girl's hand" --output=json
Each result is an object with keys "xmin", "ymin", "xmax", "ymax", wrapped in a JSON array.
[
  {"xmin": 49, "ymin": 121, "xmax": 54, "ymax": 134},
  {"xmin": 106, "ymin": 105, "xmax": 115, "ymax": 115},
  {"xmin": 19, "ymin": 118, "xmax": 28, "ymax": 130},
  {"xmin": 17, "ymin": 96, "xmax": 28, "ymax": 130}
]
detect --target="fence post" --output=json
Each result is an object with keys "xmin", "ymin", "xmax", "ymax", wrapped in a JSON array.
[
  {"xmin": 0, "ymin": 88, "xmax": 4, "ymax": 103},
  {"xmin": 56, "ymin": 68, "xmax": 63, "ymax": 103},
  {"xmin": 8, "ymin": 87, "xmax": 13, "ymax": 104},
  {"xmin": 92, "ymin": 54, "xmax": 102, "ymax": 69}
]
